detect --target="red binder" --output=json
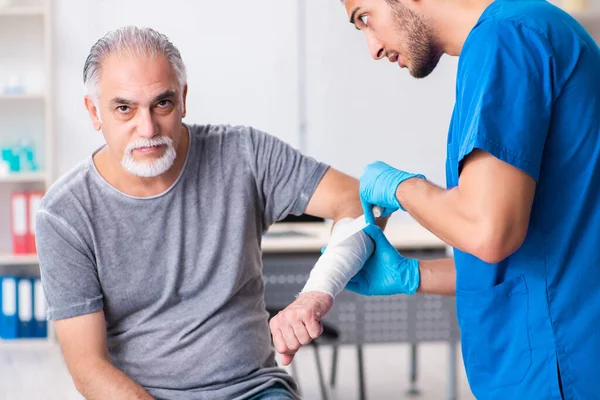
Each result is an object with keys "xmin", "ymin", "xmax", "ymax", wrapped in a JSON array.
[
  {"xmin": 27, "ymin": 192, "xmax": 44, "ymax": 254},
  {"xmin": 10, "ymin": 192, "xmax": 28, "ymax": 255}
]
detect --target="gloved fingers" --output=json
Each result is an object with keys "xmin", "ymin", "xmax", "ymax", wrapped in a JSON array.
[
  {"xmin": 363, "ymin": 224, "xmax": 384, "ymax": 240},
  {"xmin": 380, "ymin": 207, "xmax": 395, "ymax": 218},
  {"xmin": 363, "ymin": 160, "xmax": 392, "ymax": 176},
  {"xmin": 345, "ymin": 274, "xmax": 370, "ymax": 296},
  {"xmin": 345, "ymin": 279, "xmax": 361, "ymax": 294},
  {"xmin": 364, "ymin": 225, "xmax": 398, "ymax": 253},
  {"xmin": 361, "ymin": 198, "xmax": 376, "ymax": 224}
]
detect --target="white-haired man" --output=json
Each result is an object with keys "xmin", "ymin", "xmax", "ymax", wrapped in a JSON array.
[{"xmin": 36, "ymin": 26, "xmax": 373, "ymax": 400}]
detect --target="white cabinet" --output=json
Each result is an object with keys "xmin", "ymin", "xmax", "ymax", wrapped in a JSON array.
[{"xmin": 0, "ymin": 0, "xmax": 52, "ymax": 265}]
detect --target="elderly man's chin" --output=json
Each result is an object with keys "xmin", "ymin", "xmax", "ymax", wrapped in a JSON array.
[{"xmin": 121, "ymin": 149, "xmax": 177, "ymax": 178}]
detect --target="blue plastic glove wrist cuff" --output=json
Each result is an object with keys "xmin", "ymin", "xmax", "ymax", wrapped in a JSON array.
[
  {"xmin": 359, "ymin": 161, "xmax": 427, "ymax": 222},
  {"xmin": 404, "ymin": 258, "xmax": 421, "ymax": 295}
]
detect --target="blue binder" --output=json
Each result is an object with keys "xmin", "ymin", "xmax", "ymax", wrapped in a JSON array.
[
  {"xmin": 17, "ymin": 277, "xmax": 34, "ymax": 338},
  {"xmin": 0, "ymin": 276, "xmax": 19, "ymax": 339},
  {"xmin": 32, "ymin": 277, "xmax": 47, "ymax": 338}
]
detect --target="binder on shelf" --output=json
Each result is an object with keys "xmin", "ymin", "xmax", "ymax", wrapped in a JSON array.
[
  {"xmin": 11, "ymin": 192, "xmax": 28, "ymax": 255},
  {"xmin": 17, "ymin": 277, "xmax": 34, "ymax": 338},
  {"xmin": 32, "ymin": 277, "xmax": 47, "ymax": 338},
  {"xmin": 27, "ymin": 192, "xmax": 44, "ymax": 254},
  {"xmin": 0, "ymin": 276, "xmax": 19, "ymax": 339}
]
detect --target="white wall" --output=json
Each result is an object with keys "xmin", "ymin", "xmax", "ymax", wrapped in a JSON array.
[
  {"xmin": 52, "ymin": 0, "xmax": 300, "ymax": 176},
  {"xmin": 305, "ymin": 0, "xmax": 457, "ymax": 185},
  {"xmin": 51, "ymin": 0, "xmax": 460, "ymax": 224}
]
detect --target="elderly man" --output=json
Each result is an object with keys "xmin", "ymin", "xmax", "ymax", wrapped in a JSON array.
[{"xmin": 36, "ymin": 26, "xmax": 375, "ymax": 400}]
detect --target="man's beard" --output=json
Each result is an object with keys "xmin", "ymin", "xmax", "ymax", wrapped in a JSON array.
[
  {"xmin": 121, "ymin": 136, "xmax": 177, "ymax": 178},
  {"xmin": 392, "ymin": 3, "xmax": 443, "ymax": 78}
]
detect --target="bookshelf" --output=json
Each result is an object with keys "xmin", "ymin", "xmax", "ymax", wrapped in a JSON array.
[{"xmin": 0, "ymin": 0, "xmax": 53, "ymax": 343}]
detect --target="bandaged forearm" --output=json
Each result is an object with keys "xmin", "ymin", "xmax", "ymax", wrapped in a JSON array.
[{"xmin": 301, "ymin": 218, "xmax": 374, "ymax": 298}]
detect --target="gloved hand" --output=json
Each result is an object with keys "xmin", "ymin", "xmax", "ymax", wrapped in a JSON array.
[
  {"xmin": 360, "ymin": 161, "xmax": 426, "ymax": 224},
  {"xmin": 345, "ymin": 225, "xmax": 420, "ymax": 296}
]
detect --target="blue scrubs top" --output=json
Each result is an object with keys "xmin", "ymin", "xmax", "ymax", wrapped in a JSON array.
[{"xmin": 447, "ymin": 0, "xmax": 600, "ymax": 398}]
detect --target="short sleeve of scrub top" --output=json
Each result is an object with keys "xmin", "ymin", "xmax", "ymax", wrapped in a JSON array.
[{"xmin": 452, "ymin": 19, "xmax": 555, "ymax": 183}]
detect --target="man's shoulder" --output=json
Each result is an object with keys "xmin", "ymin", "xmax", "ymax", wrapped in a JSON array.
[
  {"xmin": 187, "ymin": 123, "xmax": 273, "ymax": 160},
  {"xmin": 188, "ymin": 123, "xmax": 254, "ymax": 142},
  {"xmin": 40, "ymin": 158, "xmax": 96, "ymax": 216},
  {"xmin": 473, "ymin": 0, "xmax": 572, "ymax": 40},
  {"xmin": 461, "ymin": 1, "xmax": 564, "ymax": 70}
]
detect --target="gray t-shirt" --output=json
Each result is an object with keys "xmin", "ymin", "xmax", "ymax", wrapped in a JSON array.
[{"xmin": 36, "ymin": 124, "xmax": 329, "ymax": 400}]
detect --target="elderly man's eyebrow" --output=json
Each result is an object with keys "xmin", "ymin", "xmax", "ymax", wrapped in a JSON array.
[
  {"xmin": 152, "ymin": 90, "xmax": 177, "ymax": 103},
  {"xmin": 109, "ymin": 90, "xmax": 177, "ymax": 106},
  {"xmin": 111, "ymin": 96, "xmax": 137, "ymax": 106},
  {"xmin": 349, "ymin": 7, "xmax": 361, "ymax": 25}
]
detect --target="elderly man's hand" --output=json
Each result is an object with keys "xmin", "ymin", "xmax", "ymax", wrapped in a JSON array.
[{"xmin": 269, "ymin": 292, "xmax": 334, "ymax": 365}]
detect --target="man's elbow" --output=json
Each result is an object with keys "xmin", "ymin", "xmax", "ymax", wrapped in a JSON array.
[
  {"xmin": 333, "ymin": 196, "xmax": 363, "ymax": 221},
  {"xmin": 71, "ymin": 370, "xmax": 91, "ymax": 397},
  {"xmin": 470, "ymin": 222, "xmax": 528, "ymax": 264},
  {"xmin": 69, "ymin": 357, "xmax": 106, "ymax": 396},
  {"xmin": 72, "ymin": 376, "xmax": 87, "ymax": 396}
]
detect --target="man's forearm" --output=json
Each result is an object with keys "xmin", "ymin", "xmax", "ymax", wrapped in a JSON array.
[
  {"xmin": 417, "ymin": 257, "xmax": 456, "ymax": 296},
  {"xmin": 397, "ymin": 178, "xmax": 486, "ymax": 257},
  {"xmin": 74, "ymin": 359, "xmax": 153, "ymax": 400}
]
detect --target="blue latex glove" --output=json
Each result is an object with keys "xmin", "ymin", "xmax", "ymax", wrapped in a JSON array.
[
  {"xmin": 345, "ymin": 225, "xmax": 420, "ymax": 296},
  {"xmin": 360, "ymin": 161, "xmax": 426, "ymax": 224}
]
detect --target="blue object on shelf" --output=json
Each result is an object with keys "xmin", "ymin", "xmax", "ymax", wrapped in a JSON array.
[
  {"xmin": 1, "ymin": 148, "xmax": 20, "ymax": 173},
  {"xmin": 24, "ymin": 150, "xmax": 39, "ymax": 172},
  {"xmin": 1, "ymin": 141, "xmax": 40, "ymax": 173},
  {"xmin": 18, "ymin": 141, "xmax": 39, "ymax": 172},
  {"xmin": 31, "ymin": 277, "xmax": 47, "ymax": 338},
  {"xmin": 17, "ymin": 277, "xmax": 34, "ymax": 338},
  {"xmin": 1, "ymin": 148, "xmax": 20, "ymax": 172},
  {"xmin": 0, "ymin": 276, "xmax": 19, "ymax": 340}
]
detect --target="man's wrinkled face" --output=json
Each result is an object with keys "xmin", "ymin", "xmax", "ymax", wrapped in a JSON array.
[
  {"xmin": 345, "ymin": 0, "xmax": 442, "ymax": 78},
  {"xmin": 86, "ymin": 53, "xmax": 187, "ymax": 178}
]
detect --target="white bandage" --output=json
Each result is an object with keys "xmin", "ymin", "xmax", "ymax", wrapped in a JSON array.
[{"xmin": 300, "ymin": 218, "xmax": 374, "ymax": 298}]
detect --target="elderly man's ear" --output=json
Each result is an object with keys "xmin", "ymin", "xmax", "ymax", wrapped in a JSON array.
[
  {"xmin": 182, "ymin": 85, "xmax": 188, "ymax": 118},
  {"xmin": 84, "ymin": 96, "xmax": 102, "ymax": 131}
]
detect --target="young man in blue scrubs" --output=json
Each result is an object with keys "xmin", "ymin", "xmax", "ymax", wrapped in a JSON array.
[{"xmin": 342, "ymin": 0, "xmax": 600, "ymax": 398}]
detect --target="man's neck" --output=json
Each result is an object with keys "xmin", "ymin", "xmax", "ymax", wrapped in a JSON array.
[
  {"xmin": 93, "ymin": 125, "xmax": 190, "ymax": 198},
  {"xmin": 433, "ymin": 0, "xmax": 495, "ymax": 56}
]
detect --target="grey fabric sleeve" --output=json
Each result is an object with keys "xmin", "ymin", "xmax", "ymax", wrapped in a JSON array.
[
  {"xmin": 243, "ymin": 127, "xmax": 329, "ymax": 227},
  {"xmin": 36, "ymin": 210, "xmax": 103, "ymax": 320}
]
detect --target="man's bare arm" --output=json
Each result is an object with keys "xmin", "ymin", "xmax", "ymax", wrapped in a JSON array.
[
  {"xmin": 418, "ymin": 258, "xmax": 456, "ymax": 296},
  {"xmin": 55, "ymin": 311, "xmax": 153, "ymax": 400},
  {"xmin": 398, "ymin": 150, "xmax": 536, "ymax": 264}
]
